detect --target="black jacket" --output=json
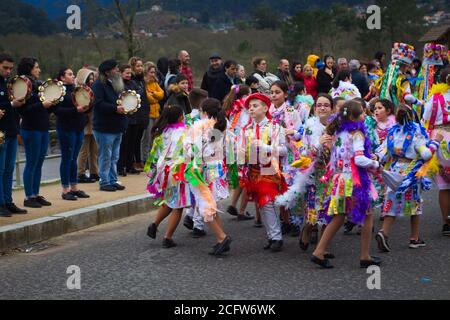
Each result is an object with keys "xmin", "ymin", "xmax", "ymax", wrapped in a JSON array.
[
  {"xmin": 165, "ymin": 84, "xmax": 192, "ymax": 114},
  {"xmin": 351, "ymin": 70, "xmax": 369, "ymax": 98},
  {"xmin": 0, "ymin": 76, "xmax": 20, "ymax": 137},
  {"xmin": 211, "ymin": 71, "xmax": 236, "ymax": 103},
  {"xmin": 201, "ymin": 65, "xmax": 223, "ymax": 97},
  {"xmin": 92, "ymin": 79, "xmax": 128, "ymax": 134},
  {"xmin": 54, "ymin": 84, "xmax": 88, "ymax": 132},
  {"xmin": 16, "ymin": 77, "xmax": 54, "ymax": 132},
  {"xmin": 316, "ymin": 67, "xmax": 336, "ymax": 94},
  {"xmin": 126, "ymin": 76, "xmax": 150, "ymax": 127}
]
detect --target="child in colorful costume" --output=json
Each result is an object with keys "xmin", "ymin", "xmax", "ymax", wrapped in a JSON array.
[
  {"xmin": 375, "ymin": 104, "xmax": 440, "ymax": 252},
  {"xmin": 145, "ymin": 105, "xmax": 191, "ymax": 248},
  {"xmin": 421, "ymin": 68, "xmax": 450, "ymax": 236},
  {"xmin": 311, "ymin": 100, "xmax": 381, "ymax": 269},
  {"xmin": 238, "ymin": 93, "xmax": 288, "ymax": 252}
]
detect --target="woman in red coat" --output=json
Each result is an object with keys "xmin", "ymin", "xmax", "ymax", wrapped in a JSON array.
[{"xmin": 300, "ymin": 64, "xmax": 318, "ymax": 99}]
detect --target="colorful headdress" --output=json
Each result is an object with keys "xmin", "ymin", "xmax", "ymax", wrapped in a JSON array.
[
  {"xmin": 423, "ymin": 43, "xmax": 446, "ymax": 66},
  {"xmin": 391, "ymin": 42, "xmax": 416, "ymax": 65}
]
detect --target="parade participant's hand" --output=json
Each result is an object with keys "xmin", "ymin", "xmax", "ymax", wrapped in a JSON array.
[
  {"xmin": 116, "ymin": 105, "xmax": 126, "ymax": 114},
  {"xmin": 319, "ymin": 134, "xmax": 333, "ymax": 146},
  {"xmin": 434, "ymin": 133, "xmax": 444, "ymax": 142},
  {"xmin": 76, "ymin": 105, "xmax": 88, "ymax": 113},
  {"xmin": 11, "ymin": 99, "xmax": 25, "ymax": 108},
  {"xmin": 42, "ymin": 100, "xmax": 54, "ymax": 108},
  {"xmin": 0, "ymin": 110, "xmax": 5, "ymax": 119},
  {"xmin": 285, "ymin": 129, "xmax": 295, "ymax": 136}
]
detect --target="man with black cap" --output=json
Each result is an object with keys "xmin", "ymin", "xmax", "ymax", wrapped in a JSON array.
[
  {"xmin": 201, "ymin": 53, "xmax": 223, "ymax": 97},
  {"xmin": 92, "ymin": 59, "xmax": 128, "ymax": 192}
]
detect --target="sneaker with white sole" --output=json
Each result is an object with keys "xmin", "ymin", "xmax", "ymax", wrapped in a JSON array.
[
  {"xmin": 375, "ymin": 231, "xmax": 391, "ymax": 252},
  {"xmin": 409, "ymin": 238, "xmax": 426, "ymax": 249}
]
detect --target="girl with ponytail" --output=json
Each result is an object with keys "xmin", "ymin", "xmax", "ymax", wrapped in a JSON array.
[
  {"xmin": 375, "ymin": 103, "xmax": 442, "ymax": 251},
  {"xmin": 311, "ymin": 100, "xmax": 381, "ymax": 269}
]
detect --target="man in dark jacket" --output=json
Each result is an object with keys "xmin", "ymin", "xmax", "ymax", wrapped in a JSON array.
[
  {"xmin": 92, "ymin": 59, "xmax": 128, "ymax": 192},
  {"xmin": 211, "ymin": 60, "xmax": 238, "ymax": 102},
  {"xmin": 276, "ymin": 59, "xmax": 293, "ymax": 86},
  {"xmin": 349, "ymin": 59, "xmax": 369, "ymax": 98},
  {"xmin": 201, "ymin": 53, "xmax": 223, "ymax": 97},
  {"xmin": 0, "ymin": 53, "xmax": 27, "ymax": 216}
]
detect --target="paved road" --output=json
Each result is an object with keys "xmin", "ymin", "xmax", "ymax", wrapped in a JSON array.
[{"xmin": 0, "ymin": 190, "xmax": 449, "ymax": 300}]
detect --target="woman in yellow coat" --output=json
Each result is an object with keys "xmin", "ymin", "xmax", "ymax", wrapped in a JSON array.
[{"xmin": 141, "ymin": 62, "xmax": 165, "ymax": 162}]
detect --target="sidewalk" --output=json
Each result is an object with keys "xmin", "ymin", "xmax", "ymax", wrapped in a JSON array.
[{"xmin": 1, "ymin": 174, "xmax": 151, "ymax": 227}]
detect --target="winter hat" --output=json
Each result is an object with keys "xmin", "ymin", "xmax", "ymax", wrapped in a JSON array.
[
  {"xmin": 98, "ymin": 59, "xmax": 118, "ymax": 74},
  {"xmin": 76, "ymin": 68, "xmax": 95, "ymax": 86}
]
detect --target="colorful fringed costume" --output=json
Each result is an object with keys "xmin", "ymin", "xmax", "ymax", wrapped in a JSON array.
[
  {"xmin": 144, "ymin": 123, "xmax": 191, "ymax": 209},
  {"xmin": 416, "ymin": 43, "xmax": 447, "ymax": 114},
  {"xmin": 184, "ymin": 118, "xmax": 229, "ymax": 222},
  {"xmin": 422, "ymin": 83, "xmax": 450, "ymax": 190},
  {"xmin": 237, "ymin": 117, "xmax": 288, "ymax": 209},
  {"xmin": 379, "ymin": 43, "xmax": 417, "ymax": 106},
  {"xmin": 378, "ymin": 122, "xmax": 438, "ymax": 217},
  {"xmin": 322, "ymin": 121, "xmax": 379, "ymax": 225}
]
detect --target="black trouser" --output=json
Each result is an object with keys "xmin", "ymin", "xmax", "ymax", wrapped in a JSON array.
[
  {"xmin": 118, "ymin": 124, "xmax": 140, "ymax": 171},
  {"xmin": 134, "ymin": 124, "xmax": 146, "ymax": 164}
]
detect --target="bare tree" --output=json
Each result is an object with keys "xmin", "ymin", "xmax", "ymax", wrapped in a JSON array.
[{"xmin": 113, "ymin": 0, "xmax": 142, "ymax": 59}]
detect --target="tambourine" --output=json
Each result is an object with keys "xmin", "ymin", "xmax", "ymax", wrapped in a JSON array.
[
  {"xmin": 8, "ymin": 75, "xmax": 32, "ymax": 101},
  {"xmin": 38, "ymin": 79, "xmax": 66, "ymax": 104},
  {"xmin": 72, "ymin": 85, "xmax": 94, "ymax": 108},
  {"xmin": 117, "ymin": 90, "xmax": 141, "ymax": 114},
  {"xmin": 0, "ymin": 131, "xmax": 5, "ymax": 146}
]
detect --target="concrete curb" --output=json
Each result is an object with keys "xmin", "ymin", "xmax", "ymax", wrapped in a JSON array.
[{"xmin": 0, "ymin": 194, "xmax": 155, "ymax": 253}]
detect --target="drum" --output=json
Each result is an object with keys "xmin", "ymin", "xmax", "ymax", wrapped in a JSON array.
[
  {"xmin": 38, "ymin": 79, "xmax": 66, "ymax": 104},
  {"xmin": 72, "ymin": 85, "xmax": 94, "ymax": 108},
  {"xmin": 117, "ymin": 90, "xmax": 141, "ymax": 114},
  {"xmin": 8, "ymin": 75, "xmax": 32, "ymax": 101}
]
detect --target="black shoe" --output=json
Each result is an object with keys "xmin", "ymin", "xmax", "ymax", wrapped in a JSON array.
[
  {"xmin": 311, "ymin": 255, "xmax": 334, "ymax": 269},
  {"xmin": 227, "ymin": 205, "xmax": 238, "ymax": 216},
  {"xmin": 270, "ymin": 240, "xmax": 283, "ymax": 252},
  {"xmin": 70, "ymin": 190, "xmax": 90, "ymax": 198},
  {"xmin": 299, "ymin": 239, "xmax": 309, "ymax": 251},
  {"xmin": 90, "ymin": 174, "xmax": 100, "ymax": 181},
  {"xmin": 36, "ymin": 196, "xmax": 51, "ymax": 206},
  {"xmin": 100, "ymin": 185, "xmax": 117, "ymax": 192},
  {"xmin": 409, "ymin": 238, "xmax": 426, "ymax": 249},
  {"xmin": 5, "ymin": 203, "xmax": 27, "ymax": 214},
  {"xmin": 442, "ymin": 224, "xmax": 450, "ymax": 236},
  {"xmin": 324, "ymin": 253, "xmax": 335, "ymax": 259},
  {"xmin": 237, "ymin": 212, "xmax": 253, "ymax": 221},
  {"xmin": 254, "ymin": 220, "xmax": 263, "ymax": 228},
  {"xmin": 62, "ymin": 192, "xmax": 77, "ymax": 201},
  {"xmin": 263, "ymin": 239, "xmax": 274, "ymax": 250},
  {"xmin": 126, "ymin": 167, "xmax": 140, "ymax": 174},
  {"xmin": 162, "ymin": 238, "xmax": 177, "ymax": 248},
  {"xmin": 375, "ymin": 231, "xmax": 391, "ymax": 252},
  {"xmin": 0, "ymin": 206, "xmax": 12, "ymax": 217},
  {"xmin": 192, "ymin": 227, "xmax": 206, "ymax": 238},
  {"xmin": 118, "ymin": 168, "xmax": 127, "ymax": 177},
  {"xmin": 147, "ymin": 223, "xmax": 157, "ymax": 239},
  {"xmin": 24, "ymin": 198, "xmax": 42, "ymax": 208},
  {"xmin": 344, "ymin": 221, "xmax": 356, "ymax": 235},
  {"xmin": 209, "ymin": 236, "xmax": 232, "ymax": 255},
  {"xmin": 78, "ymin": 174, "xmax": 96, "ymax": 183},
  {"xmin": 112, "ymin": 183, "xmax": 125, "ymax": 190},
  {"xmin": 290, "ymin": 225, "xmax": 301, "ymax": 237},
  {"xmin": 281, "ymin": 223, "xmax": 291, "ymax": 235},
  {"xmin": 183, "ymin": 215, "xmax": 194, "ymax": 230},
  {"xmin": 360, "ymin": 256, "xmax": 382, "ymax": 268}
]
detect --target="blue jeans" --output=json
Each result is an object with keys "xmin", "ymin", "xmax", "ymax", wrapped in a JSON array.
[
  {"xmin": 0, "ymin": 137, "xmax": 18, "ymax": 205},
  {"xmin": 57, "ymin": 128, "xmax": 84, "ymax": 188},
  {"xmin": 20, "ymin": 129, "xmax": 49, "ymax": 199},
  {"xmin": 93, "ymin": 131, "xmax": 122, "ymax": 187}
]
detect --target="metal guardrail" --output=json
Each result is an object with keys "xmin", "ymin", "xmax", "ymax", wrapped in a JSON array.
[{"xmin": 14, "ymin": 130, "xmax": 62, "ymax": 188}]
